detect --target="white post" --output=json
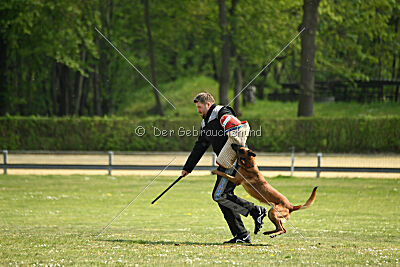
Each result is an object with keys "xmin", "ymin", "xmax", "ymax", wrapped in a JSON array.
[
  {"xmin": 3, "ymin": 150, "xmax": 7, "ymax": 175},
  {"xmin": 290, "ymin": 146, "xmax": 295, "ymax": 176},
  {"xmin": 108, "ymin": 151, "xmax": 113, "ymax": 176},
  {"xmin": 317, "ymin": 153, "xmax": 322, "ymax": 178},
  {"xmin": 212, "ymin": 152, "xmax": 217, "ymax": 167}
]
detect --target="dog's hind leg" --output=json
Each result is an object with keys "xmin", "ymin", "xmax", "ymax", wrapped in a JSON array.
[
  {"xmin": 263, "ymin": 208, "xmax": 285, "ymax": 237},
  {"xmin": 270, "ymin": 220, "xmax": 286, "ymax": 238},
  {"xmin": 263, "ymin": 209, "xmax": 280, "ymax": 235}
]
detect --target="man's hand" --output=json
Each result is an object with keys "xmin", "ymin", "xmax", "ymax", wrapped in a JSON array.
[{"xmin": 181, "ymin": 170, "xmax": 189, "ymax": 177}]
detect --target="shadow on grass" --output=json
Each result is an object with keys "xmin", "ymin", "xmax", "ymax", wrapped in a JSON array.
[{"xmin": 99, "ymin": 239, "xmax": 271, "ymax": 247}]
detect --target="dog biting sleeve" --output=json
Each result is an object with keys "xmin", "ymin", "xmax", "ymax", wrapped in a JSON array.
[{"xmin": 216, "ymin": 122, "xmax": 250, "ymax": 169}]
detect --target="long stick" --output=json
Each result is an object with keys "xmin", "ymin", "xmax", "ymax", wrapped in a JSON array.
[
  {"xmin": 151, "ymin": 176, "xmax": 183, "ymax": 204},
  {"xmin": 96, "ymin": 157, "xmax": 176, "ymax": 237}
]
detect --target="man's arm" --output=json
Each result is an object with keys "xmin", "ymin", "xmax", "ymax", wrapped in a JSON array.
[{"xmin": 182, "ymin": 131, "xmax": 210, "ymax": 176}]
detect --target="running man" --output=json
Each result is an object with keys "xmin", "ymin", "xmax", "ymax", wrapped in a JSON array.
[{"xmin": 181, "ymin": 92, "xmax": 267, "ymax": 244}]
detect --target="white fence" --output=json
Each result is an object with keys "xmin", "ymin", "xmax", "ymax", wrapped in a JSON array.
[{"xmin": 2, "ymin": 150, "xmax": 400, "ymax": 178}]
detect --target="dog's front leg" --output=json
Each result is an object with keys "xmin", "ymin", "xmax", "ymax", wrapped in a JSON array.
[{"xmin": 211, "ymin": 170, "xmax": 241, "ymax": 185}]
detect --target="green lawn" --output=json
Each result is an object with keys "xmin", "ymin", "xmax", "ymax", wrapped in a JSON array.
[
  {"xmin": 240, "ymin": 100, "xmax": 400, "ymax": 119},
  {"xmin": 0, "ymin": 175, "xmax": 399, "ymax": 265},
  {"xmin": 117, "ymin": 75, "xmax": 400, "ymax": 120}
]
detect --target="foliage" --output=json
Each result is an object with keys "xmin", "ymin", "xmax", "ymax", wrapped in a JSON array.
[
  {"xmin": 249, "ymin": 116, "xmax": 400, "ymax": 152},
  {"xmin": 1, "ymin": 0, "xmax": 399, "ymax": 116},
  {"xmin": 1, "ymin": 115, "xmax": 399, "ymax": 152},
  {"xmin": 317, "ymin": 0, "xmax": 400, "ymax": 81}
]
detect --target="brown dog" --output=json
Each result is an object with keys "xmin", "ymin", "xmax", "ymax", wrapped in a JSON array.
[{"xmin": 212, "ymin": 144, "xmax": 317, "ymax": 238}]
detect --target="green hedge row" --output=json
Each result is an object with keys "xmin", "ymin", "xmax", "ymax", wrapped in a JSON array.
[
  {"xmin": 0, "ymin": 116, "xmax": 399, "ymax": 153},
  {"xmin": 249, "ymin": 117, "xmax": 400, "ymax": 153}
]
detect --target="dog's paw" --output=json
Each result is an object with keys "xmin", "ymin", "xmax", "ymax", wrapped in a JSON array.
[
  {"xmin": 211, "ymin": 170, "xmax": 218, "ymax": 175},
  {"xmin": 263, "ymin": 231, "xmax": 276, "ymax": 238}
]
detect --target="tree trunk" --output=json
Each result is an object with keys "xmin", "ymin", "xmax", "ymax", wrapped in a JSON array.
[
  {"xmin": 42, "ymin": 79, "xmax": 51, "ymax": 116},
  {"xmin": 80, "ymin": 77, "xmax": 89, "ymax": 115},
  {"xmin": 257, "ymin": 69, "xmax": 270, "ymax": 100},
  {"xmin": 58, "ymin": 65, "xmax": 65, "ymax": 116},
  {"xmin": 93, "ymin": 65, "xmax": 102, "ymax": 116},
  {"xmin": 51, "ymin": 61, "xmax": 58, "ymax": 116},
  {"xmin": 61, "ymin": 64, "xmax": 71, "ymax": 116},
  {"xmin": 256, "ymin": 72, "xmax": 265, "ymax": 100},
  {"xmin": 211, "ymin": 50, "xmax": 219, "ymax": 81},
  {"xmin": 93, "ymin": 31, "xmax": 103, "ymax": 116},
  {"xmin": 0, "ymin": 34, "xmax": 7, "ymax": 115},
  {"xmin": 297, "ymin": 0, "xmax": 320, "ymax": 117},
  {"xmin": 233, "ymin": 62, "xmax": 243, "ymax": 115},
  {"xmin": 144, "ymin": 0, "xmax": 164, "ymax": 116},
  {"xmin": 55, "ymin": 63, "xmax": 67, "ymax": 116},
  {"xmin": 275, "ymin": 61, "xmax": 286, "ymax": 84},
  {"xmin": 231, "ymin": 41, "xmax": 242, "ymax": 114},
  {"xmin": 218, "ymin": 0, "xmax": 230, "ymax": 105},
  {"xmin": 291, "ymin": 50, "xmax": 296, "ymax": 82},
  {"xmin": 74, "ymin": 49, "xmax": 87, "ymax": 115},
  {"xmin": 396, "ymin": 55, "xmax": 400, "ymax": 102},
  {"xmin": 26, "ymin": 70, "xmax": 33, "ymax": 115},
  {"xmin": 99, "ymin": 0, "xmax": 114, "ymax": 115},
  {"xmin": 230, "ymin": 0, "xmax": 241, "ymax": 114},
  {"xmin": 393, "ymin": 17, "xmax": 399, "ymax": 102},
  {"xmin": 74, "ymin": 70, "xmax": 85, "ymax": 116}
]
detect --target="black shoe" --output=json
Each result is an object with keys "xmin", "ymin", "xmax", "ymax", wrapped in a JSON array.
[
  {"xmin": 223, "ymin": 233, "xmax": 251, "ymax": 244},
  {"xmin": 251, "ymin": 206, "xmax": 267, "ymax": 234}
]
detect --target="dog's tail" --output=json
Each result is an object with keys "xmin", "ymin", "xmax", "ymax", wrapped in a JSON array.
[{"xmin": 291, "ymin": 187, "xmax": 318, "ymax": 212}]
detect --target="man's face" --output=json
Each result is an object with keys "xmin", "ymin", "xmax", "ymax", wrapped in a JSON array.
[{"xmin": 196, "ymin": 102, "xmax": 212, "ymax": 119}]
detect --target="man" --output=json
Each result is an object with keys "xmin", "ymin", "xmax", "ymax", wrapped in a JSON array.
[{"xmin": 181, "ymin": 92, "xmax": 267, "ymax": 244}]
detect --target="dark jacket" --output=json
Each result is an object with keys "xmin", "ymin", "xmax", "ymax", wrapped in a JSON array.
[{"xmin": 183, "ymin": 104, "xmax": 236, "ymax": 173}]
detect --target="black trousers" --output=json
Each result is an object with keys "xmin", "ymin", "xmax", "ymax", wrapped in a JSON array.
[{"xmin": 211, "ymin": 167, "xmax": 255, "ymax": 237}]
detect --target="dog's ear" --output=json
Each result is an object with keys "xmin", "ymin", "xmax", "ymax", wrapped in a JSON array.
[
  {"xmin": 231, "ymin": 143, "xmax": 240, "ymax": 151},
  {"xmin": 248, "ymin": 150, "xmax": 256, "ymax": 157}
]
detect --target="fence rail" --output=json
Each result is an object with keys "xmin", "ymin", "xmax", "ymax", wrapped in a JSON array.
[
  {"xmin": 2, "ymin": 150, "xmax": 400, "ymax": 177},
  {"xmin": 1, "ymin": 164, "xmax": 400, "ymax": 173}
]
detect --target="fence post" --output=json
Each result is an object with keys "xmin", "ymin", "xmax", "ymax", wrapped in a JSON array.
[
  {"xmin": 3, "ymin": 150, "xmax": 8, "ymax": 175},
  {"xmin": 290, "ymin": 146, "xmax": 295, "ymax": 176},
  {"xmin": 212, "ymin": 152, "xmax": 217, "ymax": 167},
  {"xmin": 317, "ymin": 153, "xmax": 322, "ymax": 178},
  {"xmin": 108, "ymin": 151, "xmax": 113, "ymax": 176}
]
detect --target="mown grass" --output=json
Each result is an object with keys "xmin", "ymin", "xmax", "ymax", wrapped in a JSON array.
[
  {"xmin": 240, "ymin": 100, "xmax": 400, "ymax": 119},
  {"xmin": 0, "ymin": 174, "xmax": 399, "ymax": 265},
  {"xmin": 117, "ymin": 75, "xmax": 400, "ymax": 120}
]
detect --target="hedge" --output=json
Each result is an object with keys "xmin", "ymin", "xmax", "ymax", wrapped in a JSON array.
[{"xmin": 0, "ymin": 116, "xmax": 399, "ymax": 153}]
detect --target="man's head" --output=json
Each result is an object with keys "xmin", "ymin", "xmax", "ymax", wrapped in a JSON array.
[{"xmin": 193, "ymin": 92, "xmax": 215, "ymax": 119}]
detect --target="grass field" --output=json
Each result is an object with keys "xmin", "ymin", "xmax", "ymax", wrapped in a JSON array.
[
  {"xmin": 1, "ymin": 174, "xmax": 399, "ymax": 265},
  {"xmin": 117, "ymin": 75, "xmax": 400, "ymax": 120}
]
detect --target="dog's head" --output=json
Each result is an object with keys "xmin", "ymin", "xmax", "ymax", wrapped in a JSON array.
[{"xmin": 231, "ymin": 144, "xmax": 256, "ymax": 169}]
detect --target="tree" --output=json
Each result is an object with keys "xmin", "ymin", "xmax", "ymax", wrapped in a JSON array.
[
  {"xmin": 230, "ymin": 0, "xmax": 241, "ymax": 115},
  {"xmin": 218, "ymin": 0, "xmax": 230, "ymax": 105},
  {"xmin": 144, "ymin": 0, "xmax": 164, "ymax": 116},
  {"xmin": 0, "ymin": 30, "xmax": 6, "ymax": 115},
  {"xmin": 1, "ymin": 0, "xmax": 399, "ymax": 117},
  {"xmin": 98, "ymin": 0, "xmax": 114, "ymax": 115},
  {"xmin": 298, "ymin": 0, "xmax": 320, "ymax": 117}
]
